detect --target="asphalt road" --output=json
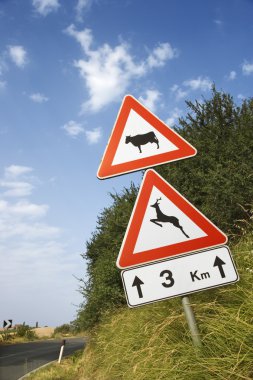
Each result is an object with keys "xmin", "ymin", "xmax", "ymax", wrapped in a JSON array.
[{"xmin": 0, "ymin": 337, "xmax": 86, "ymax": 380}]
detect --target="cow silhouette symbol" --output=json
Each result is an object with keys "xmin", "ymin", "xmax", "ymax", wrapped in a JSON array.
[
  {"xmin": 125, "ymin": 131, "xmax": 159, "ymax": 153},
  {"xmin": 150, "ymin": 197, "xmax": 189, "ymax": 238}
]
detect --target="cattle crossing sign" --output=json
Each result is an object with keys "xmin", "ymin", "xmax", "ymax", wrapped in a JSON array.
[
  {"xmin": 116, "ymin": 169, "xmax": 228, "ymax": 269},
  {"xmin": 97, "ymin": 95, "xmax": 197, "ymax": 179}
]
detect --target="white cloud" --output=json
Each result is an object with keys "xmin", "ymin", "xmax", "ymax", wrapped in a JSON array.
[
  {"xmin": 214, "ymin": 19, "xmax": 223, "ymax": 26},
  {"xmin": 0, "ymin": 164, "xmax": 82, "ymax": 327},
  {"xmin": 0, "ymin": 181, "xmax": 34, "ymax": 197},
  {"xmin": 32, "ymin": 0, "xmax": 60, "ymax": 16},
  {"xmin": 0, "ymin": 221, "xmax": 60, "ymax": 240},
  {"xmin": 5, "ymin": 165, "xmax": 33, "ymax": 178},
  {"xmin": 147, "ymin": 43, "xmax": 178, "ymax": 68},
  {"xmin": 75, "ymin": 0, "xmax": 92, "ymax": 21},
  {"xmin": 242, "ymin": 61, "xmax": 253, "ymax": 75},
  {"xmin": 73, "ymin": 43, "xmax": 146, "ymax": 112},
  {"xmin": 85, "ymin": 127, "xmax": 102, "ymax": 144},
  {"xmin": 0, "ymin": 80, "xmax": 6, "ymax": 89},
  {"xmin": 65, "ymin": 24, "xmax": 93, "ymax": 52},
  {"xmin": 1, "ymin": 165, "xmax": 34, "ymax": 197},
  {"xmin": 139, "ymin": 89, "xmax": 161, "ymax": 113},
  {"xmin": 170, "ymin": 84, "xmax": 188, "ymax": 101},
  {"xmin": 0, "ymin": 199, "xmax": 48, "ymax": 219},
  {"xmin": 0, "ymin": 55, "xmax": 8, "ymax": 76},
  {"xmin": 238, "ymin": 94, "xmax": 246, "ymax": 101},
  {"xmin": 166, "ymin": 107, "xmax": 182, "ymax": 126},
  {"xmin": 62, "ymin": 120, "xmax": 85, "ymax": 138},
  {"xmin": 65, "ymin": 26, "xmax": 178, "ymax": 112},
  {"xmin": 228, "ymin": 70, "xmax": 237, "ymax": 81},
  {"xmin": 183, "ymin": 76, "xmax": 212, "ymax": 91},
  {"xmin": 8, "ymin": 45, "xmax": 28, "ymax": 68},
  {"xmin": 0, "ymin": 165, "xmax": 59, "ymax": 239},
  {"xmin": 30, "ymin": 93, "xmax": 49, "ymax": 103}
]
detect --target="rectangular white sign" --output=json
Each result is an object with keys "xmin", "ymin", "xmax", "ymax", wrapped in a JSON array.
[{"xmin": 121, "ymin": 246, "xmax": 239, "ymax": 307}]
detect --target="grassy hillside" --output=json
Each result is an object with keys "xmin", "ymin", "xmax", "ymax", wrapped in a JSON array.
[
  {"xmin": 31, "ymin": 232, "xmax": 253, "ymax": 379},
  {"xmin": 79, "ymin": 240, "xmax": 253, "ymax": 380}
]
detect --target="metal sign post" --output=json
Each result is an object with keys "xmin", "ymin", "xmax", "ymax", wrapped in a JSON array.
[{"xmin": 182, "ymin": 296, "xmax": 202, "ymax": 348}]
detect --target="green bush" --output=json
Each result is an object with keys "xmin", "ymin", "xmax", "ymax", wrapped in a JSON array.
[
  {"xmin": 54, "ymin": 323, "xmax": 75, "ymax": 335},
  {"xmin": 78, "ymin": 234, "xmax": 253, "ymax": 380},
  {"xmin": 75, "ymin": 184, "xmax": 138, "ymax": 331},
  {"xmin": 156, "ymin": 88, "xmax": 253, "ymax": 237},
  {"xmin": 76, "ymin": 89, "xmax": 253, "ymax": 332},
  {"xmin": 16, "ymin": 325, "xmax": 37, "ymax": 340}
]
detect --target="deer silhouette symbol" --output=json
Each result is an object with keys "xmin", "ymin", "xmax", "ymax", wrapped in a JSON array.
[{"xmin": 150, "ymin": 197, "xmax": 189, "ymax": 238}]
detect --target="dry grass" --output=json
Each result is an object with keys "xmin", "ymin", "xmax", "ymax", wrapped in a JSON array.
[
  {"xmin": 32, "ymin": 327, "xmax": 55, "ymax": 338},
  {"xmin": 77, "ymin": 234, "xmax": 253, "ymax": 380},
  {"xmin": 28, "ymin": 233, "xmax": 253, "ymax": 380},
  {"xmin": 27, "ymin": 350, "xmax": 83, "ymax": 380}
]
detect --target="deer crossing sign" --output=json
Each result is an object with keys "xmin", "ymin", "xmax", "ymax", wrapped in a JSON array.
[{"xmin": 116, "ymin": 169, "xmax": 227, "ymax": 269}]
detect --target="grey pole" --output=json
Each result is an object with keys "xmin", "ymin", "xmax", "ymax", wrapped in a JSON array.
[{"xmin": 182, "ymin": 296, "xmax": 202, "ymax": 348}]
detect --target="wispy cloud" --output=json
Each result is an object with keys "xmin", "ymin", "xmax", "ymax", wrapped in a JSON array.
[
  {"xmin": 30, "ymin": 93, "xmax": 49, "ymax": 103},
  {"xmin": 0, "ymin": 54, "xmax": 8, "ymax": 76},
  {"xmin": 62, "ymin": 120, "xmax": 85, "ymax": 138},
  {"xmin": 170, "ymin": 84, "xmax": 188, "ymax": 101},
  {"xmin": 0, "ymin": 165, "xmax": 55, "ymax": 229},
  {"xmin": 75, "ymin": 0, "xmax": 93, "ymax": 21},
  {"xmin": 8, "ymin": 45, "xmax": 28, "ymax": 68},
  {"xmin": 0, "ymin": 164, "xmax": 81, "ymax": 325},
  {"xmin": 0, "ymin": 181, "xmax": 34, "ymax": 197},
  {"xmin": 0, "ymin": 199, "xmax": 48, "ymax": 219},
  {"xmin": 242, "ymin": 61, "xmax": 253, "ymax": 75},
  {"xmin": 65, "ymin": 25, "xmax": 178, "ymax": 112},
  {"xmin": 139, "ymin": 89, "xmax": 161, "ymax": 113},
  {"xmin": 170, "ymin": 76, "xmax": 212, "ymax": 102},
  {"xmin": 166, "ymin": 107, "xmax": 182, "ymax": 126},
  {"xmin": 5, "ymin": 165, "xmax": 33, "ymax": 178},
  {"xmin": 85, "ymin": 127, "xmax": 102, "ymax": 144},
  {"xmin": 227, "ymin": 70, "xmax": 237, "ymax": 81},
  {"xmin": 32, "ymin": 0, "xmax": 60, "ymax": 16},
  {"xmin": 146, "ymin": 43, "xmax": 178, "ymax": 68},
  {"xmin": 238, "ymin": 94, "xmax": 246, "ymax": 101},
  {"xmin": 183, "ymin": 76, "xmax": 212, "ymax": 91},
  {"xmin": 214, "ymin": 19, "xmax": 223, "ymax": 26},
  {"xmin": 1, "ymin": 165, "xmax": 33, "ymax": 197},
  {"xmin": 0, "ymin": 80, "xmax": 6, "ymax": 89}
]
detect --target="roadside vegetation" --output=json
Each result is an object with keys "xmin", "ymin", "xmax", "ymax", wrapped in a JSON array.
[
  {"xmin": 26, "ymin": 350, "xmax": 83, "ymax": 380},
  {"xmin": 0, "ymin": 325, "xmax": 38, "ymax": 344},
  {"xmin": 27, "ymin": 88, "xmax": 253, "ymax": 379},
  {"xmin": 75, "ymin": 88, "xmax": 253, "ymax": 333}
]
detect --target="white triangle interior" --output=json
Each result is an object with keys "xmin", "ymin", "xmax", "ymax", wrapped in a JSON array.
[
  {"xmin": 112, "ymin": 109, "xmax": 179, "ymax": 166},
  {"xmin": 133, "ymin": 186, "xmax": 207, "ymax": 254}
]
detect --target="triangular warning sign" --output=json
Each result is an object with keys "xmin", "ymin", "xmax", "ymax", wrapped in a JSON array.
[
  {"xmin": 97, "ymin": 95, "xmax": 197, "ymax": 179},
  {"xmin": 116, "ymin": 169, "xmax": 227, "ymax": 268}
]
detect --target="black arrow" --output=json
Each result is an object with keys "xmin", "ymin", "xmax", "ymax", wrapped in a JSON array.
[
  {"xmin": 213, "ymin": 256, "xmax": 226, "ymax": 278},
  {"xmin": 132, "ymin": 276, "xmax": 144, "ymax": 298}
]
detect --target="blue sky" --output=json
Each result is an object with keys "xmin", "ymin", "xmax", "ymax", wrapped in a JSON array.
[{"xmin": 0, "ymin": 0, "xmax": 253, "ymax": 327}]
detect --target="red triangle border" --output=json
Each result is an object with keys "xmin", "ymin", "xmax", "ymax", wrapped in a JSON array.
[
  {"xmin": 117, "ymin": 169, "xmax": 227, "ymax": 268},
  {"xmin": 97, "ymin": 95, "xmax": 197, "ymax": 179}
]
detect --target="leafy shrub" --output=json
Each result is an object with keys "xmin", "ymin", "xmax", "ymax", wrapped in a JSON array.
[
  {"xmin": 54, "ymin": 323, "xmax": 75, "ymax": 335},
  {"xmin": 157, "ymin": 88, "xmax": 253, "ymax": 237},
  {"xmin": 16, "ymin": 325, "xmax": 37, "ymax": 340},
  {"xmin": 76, "ymin": 89, "xmax": 253, "ymax": 332}
]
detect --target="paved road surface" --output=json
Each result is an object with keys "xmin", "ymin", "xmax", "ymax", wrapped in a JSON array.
[{"xmin": 0, "ymin": 337, "xmax": 85, "ymax": 380}]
